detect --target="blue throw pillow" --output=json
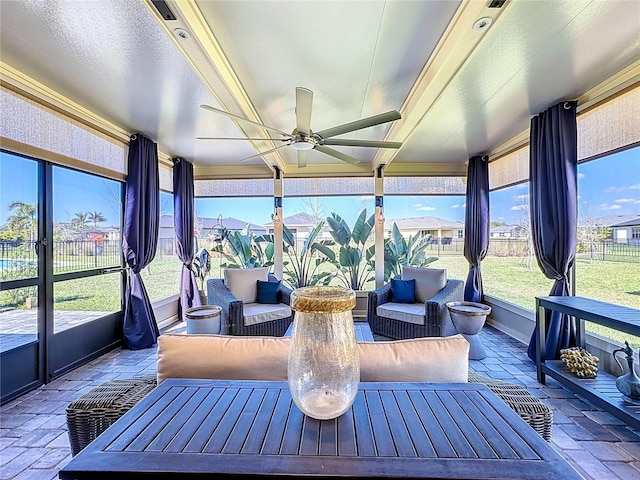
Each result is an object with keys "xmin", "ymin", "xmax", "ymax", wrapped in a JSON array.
[
  {"xmin": 391, "ymin": 278, "xmax": 416, "ymax": 303},
  {"xmin": 256, "ymin": 280, "xmax": 280, "ymax": 304}
]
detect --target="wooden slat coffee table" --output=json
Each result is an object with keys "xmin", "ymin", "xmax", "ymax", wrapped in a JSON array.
[{"xmin": 59, "ymin": 379, "xmax": 582, "ymax": 479}]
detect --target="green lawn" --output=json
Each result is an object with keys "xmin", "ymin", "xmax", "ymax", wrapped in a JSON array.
[{"xmin": 3, "ymin": 251, "xmax": 638, "ymax": 348}]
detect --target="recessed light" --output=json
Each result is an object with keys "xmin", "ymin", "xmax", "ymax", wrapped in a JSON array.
[
  {"xmin": 473, "ymin": 17, "xmax": 493, "ymax": 32},
  {"xmin": 173, "ymin": 28, "xmax": 190, "ymax": 40}
]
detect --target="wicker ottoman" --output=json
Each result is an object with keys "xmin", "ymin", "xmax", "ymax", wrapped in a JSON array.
[
  {"xmin": 66, "ymin": 375, "xmax": 157, "ymax": 456},
  {"xmin": 469, "ymin": 372, "xmax": 553, "ymax": 441}
]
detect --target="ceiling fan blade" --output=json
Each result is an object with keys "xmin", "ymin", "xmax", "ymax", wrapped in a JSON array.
[
  {"xmin": 315, "ymin": 146, "xmax": 359, "ymax": 165},
  {"xmin": 239, "ymin": 144, "xmax": 290, "ymax": 162},
  {"xmin": 196, "ymin": 137, "xmax": 289, "ymax": 141},
  {"xmin": 297, "ymin": 150, "xmax": 308, "ymax": 168},
  {"xmin": 322, "ymin": 139, "xmax": 402, "ymax": 149},
  {"xmin": 315, "ymin": 110, "xmax": 401, "ymax": 139},
  {"xmin": 200, "ymin": 104, "xmax": 290, "ymax": 137},
  {"xmin": 296, "ymin": 87, "xmax": 313, "ymax": 135}
]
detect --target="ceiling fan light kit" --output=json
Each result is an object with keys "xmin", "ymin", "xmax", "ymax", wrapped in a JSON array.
[{"xmin": 200, "ymin": 87, "xmax": 402, "ymax": 168}]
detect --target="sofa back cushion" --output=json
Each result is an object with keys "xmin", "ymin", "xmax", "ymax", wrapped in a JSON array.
[
  {"xmin": 402, "ymin": 266, "xmax": 447, "ymax": 303},
  {"xmin": 358, "ymin": 335, "xmax": 468, "ymax": 382},
  {"xmin": 223, "ymin": 267, "xmax": 269, "ymax": 304},
  {"xmin": 157, "ymin": 334, "xmax": 290, "ymax": 383},
  {"xmin": 157, "ymin": 333, "xmax": 469, "ymax": 384}
]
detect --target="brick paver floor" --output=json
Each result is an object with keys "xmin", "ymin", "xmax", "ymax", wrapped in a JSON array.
[{"xmin": 0, "ymin": 323, "xmax": 639, "ymax": 479}]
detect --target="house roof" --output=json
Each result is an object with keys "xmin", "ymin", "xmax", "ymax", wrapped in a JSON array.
[
  {"xmin": 609, "ymin": 216, "xmax": 640, "ymax": 228},
  {"xmin": 385, "ymin": 216, "xmax": 464, "ymax": 230},
  {"xmin": 589, "ymin": 215, "xmax": 640, "ymax": 228},
  {"xmin": 159, "ymin": 215, "xmax": 265, "ymax": 232}
]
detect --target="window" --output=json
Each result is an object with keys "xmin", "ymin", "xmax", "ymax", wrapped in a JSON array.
[
  {"xmin": 145, "ymin": 191, "xmax": 182, "ymax": 302},
  {"xmin": 576, "ymin": 147, "xmax": 640, "ymax": 346},
  {"xmin": 485, "ymin": 183, "xmax": 553, "ymax": 310}
]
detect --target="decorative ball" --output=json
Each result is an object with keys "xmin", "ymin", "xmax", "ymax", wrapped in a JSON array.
[{"xmin": 560, "ymin": 347, "xmax": 599, "ymax": 379}]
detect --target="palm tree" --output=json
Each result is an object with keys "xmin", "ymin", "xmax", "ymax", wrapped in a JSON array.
[
  {"xmin": 7, "ymin": 201, "xmax": 37, "ymax": 241},
  {"xmin": 73, "ymin": 212, "xmax": 88, "ymax": 231},
  {"xmin": 87, "ymin": 211, "xmax": 106, "ymax": 228}
]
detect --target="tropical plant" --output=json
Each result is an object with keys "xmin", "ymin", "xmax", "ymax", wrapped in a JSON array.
[
  {"xmin": 325, "ymin": 209, "xmax": 375, "ymax": 290},
  {"xmin": 213, "ymin": 224, "xmax": 273, "ymax": 269},
  {"xmin": 281, "ymin": 221, "xmax": 335, "ymax": 289},
  {"xmin": 6, "ymin": 201, "xmax": 37, "ymax": 241},
  {"xmin": 192, "ymin": 247, "xmax": 211, "ymax": 290},
  {"xmin": 73, "ymin": 211, "xmax": 89, "ymax": 231},
  {"xmin": 87, "ymin": 210, "xmax": 106, "ymax": 228},
  {"xmin": 374, "ymin": 222, "xmax": 437, "ymax": 281}
]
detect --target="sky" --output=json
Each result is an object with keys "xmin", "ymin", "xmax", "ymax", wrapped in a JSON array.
[{"xmin": 1, "ymin": 146, "xmax": 638, "ymax": 229}]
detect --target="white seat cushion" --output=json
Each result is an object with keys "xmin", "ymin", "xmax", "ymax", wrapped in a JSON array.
[
  {"xmin": 223, "ymin": 267, "xmax": 268, "ymax": 304},
  {"xmin": 402, "ymin": 266, "xmax": 446, "ymax": 303},
  {"xmin": 243, "ymin": 303, "xmax": 292, "ymax": 326},
  {"xmin": 377, "ymin": 302, "xmax": 425, "ymax": 325}
]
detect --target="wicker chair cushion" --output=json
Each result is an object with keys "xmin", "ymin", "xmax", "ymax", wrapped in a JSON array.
[
  {"xmin": 223, "ymin": 267, "xmax": 268, "ymax": 304},
  {"xmin": 242, "ymin": 303, "xmax": 292, "ymax": 326},
  {"xmin": 401, "ymin": 266, "xmax": 446, "ymax": 303},
  {"xmin": 377, "ymin": 302, "xmax": 425, "ymax": 325}
]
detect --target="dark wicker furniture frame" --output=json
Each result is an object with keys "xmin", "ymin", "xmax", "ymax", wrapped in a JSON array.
[
  {"xmin": 206, "ymin": 274, "xmax": 293, "ymax": 336},
  {"xmin": 367, "ymin": 278, "xmax": 464, "ymax": 339}
]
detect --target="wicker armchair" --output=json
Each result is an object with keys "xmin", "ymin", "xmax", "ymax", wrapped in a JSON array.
[
  {"xmin": 367, "ymin": 271, "xmax": 464, "ymax": 339},
  {"xmin": 207, "ymin": 273, "xmax": 293, "ymax": 336}
]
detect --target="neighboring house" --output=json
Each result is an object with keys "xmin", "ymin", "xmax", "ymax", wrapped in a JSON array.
[
  {"xmin": 579, "ymin": 214, "xmax": 640, "ymax": 244},
  {"xmin": 264, "ymin": 212, "xmax": 330, "ymax": 244},
  {"xmin": 383, "ymin": 216, "xmax": 464, "ymax": 242},
  {"xmin": 608, "ymin": 216, "xmax": 640, "ymax": 245},
  {"xmin": 489, "ymin": 225, "xmax": 527, "ymax": 239},
  {"xmin": 158, "ymin": 215, "xmax": 266, "ymax": 253}
]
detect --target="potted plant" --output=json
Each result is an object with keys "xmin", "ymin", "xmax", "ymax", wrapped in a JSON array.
[{"xmin": 326, "ymin": 209, "xmax": 375, "ymax": 317}]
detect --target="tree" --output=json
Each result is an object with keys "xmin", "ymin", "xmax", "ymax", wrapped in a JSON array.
[
  {"xmin": 87, "ymin": 210, "xmax": 106, "ymax": 228},
  {"xmin": 73, "ymin": 212, "xmax": 88, "ymax": 231},
  {"xmin": 513, "ymin": 197, "xmax": 534, "ymax": 270},
  {"xmin": 6, "ymin": 201, "xmax": 37, "ymax": 241}
]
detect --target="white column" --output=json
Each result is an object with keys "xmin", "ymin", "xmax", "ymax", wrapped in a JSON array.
[
  {"xmin": 273, "ymin": 169, "xmax": 284, "ymax": 280},
  {"xmin": 374, "ymin": 166, "xmax": 385, "ymax": 288}
]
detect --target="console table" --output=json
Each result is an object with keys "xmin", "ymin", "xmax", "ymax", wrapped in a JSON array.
[
  {"xmin": 59, "ymin": 379, "xmax": 582, "ymax": 479},
  {"xmin": 535, "ymin": 296, "xmax": 640, "ymax": 429}
]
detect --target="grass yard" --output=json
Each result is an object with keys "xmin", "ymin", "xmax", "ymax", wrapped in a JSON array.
[{"xmin": 4, "ymin": 250, "xmax": 638, "ymax": 348}]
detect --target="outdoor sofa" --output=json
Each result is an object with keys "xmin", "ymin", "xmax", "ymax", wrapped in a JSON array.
[{"xmin": 66, "ymin": 333, "xmax": 552, "ymax": 456}]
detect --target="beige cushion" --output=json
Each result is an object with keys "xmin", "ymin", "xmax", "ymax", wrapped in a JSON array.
[
  {"xmin": 358, "ymin": 335, "xmax": 469, "ymax": 383},
  {"xmin": 243, "ymin": 303, "xmax": 292, "ymax": 326},
  {"xmin": 157, "ymin": 334, "xmax": 290, "ymax": 384},
  {"xmin": 223, "ymin": 267, "xmax": 268, "ymax": 304},
  {"xmin": 157, "ymin": 333, "xmax": 469, "ymax": 385},
  {"xmin": 402, "ymin": 266, "xmax": 447, "ymax": 303},
  {"xmin": 377, "ymin": 302, "xmax": 425, "ymax": 325}
]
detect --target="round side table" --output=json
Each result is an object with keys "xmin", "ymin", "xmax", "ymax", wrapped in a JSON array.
[
  {"xmin": 185, "ymin": 305, "xmax": 222, "ymax": 334},
  {"xmin": 446, "ymin": 301, "xmax": 492, "ymax": 360}
]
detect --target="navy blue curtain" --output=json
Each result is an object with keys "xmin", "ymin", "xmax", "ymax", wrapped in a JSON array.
[
  {"xmin": 173, "ymin": 157, "xmax": 201, "ymax": 321},
  {"xmin": 122, "ymin": 134, "xmax": 160, "ymax": 349},
  {"xmin": 463, "ymin": 155, "xmax": 489, "ymax": 303},
  {"xmin": 527, "ymin": 101, "xmax": 578, "ymax": 361}
]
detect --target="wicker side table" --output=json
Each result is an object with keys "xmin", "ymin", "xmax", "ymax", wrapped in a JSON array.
[
  {"xmin": 469, "ymin": 372, "xmax": 553, "ymax": 441},
  {"xmin": 66, "ymin": 375, "xmax": 157, "ymax": 456}
]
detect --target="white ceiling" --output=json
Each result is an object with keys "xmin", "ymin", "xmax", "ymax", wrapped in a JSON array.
[{"xmin": 1, "ymin": 0, "xmax": 639, "ymax": 179}]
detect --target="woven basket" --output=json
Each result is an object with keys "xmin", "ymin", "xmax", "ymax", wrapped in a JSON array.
[
  {"xmin": 66, "ymin": 375, "xmax": 157, "ymax": 456},
  {"xmin": 469, "ymin": 372, "xmax": 553, "ymax": 441}
]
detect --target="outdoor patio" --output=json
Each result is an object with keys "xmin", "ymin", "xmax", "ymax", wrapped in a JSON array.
[{"xmin": 0, "ymin": 322, "xmax": 639, "ymax": 480}]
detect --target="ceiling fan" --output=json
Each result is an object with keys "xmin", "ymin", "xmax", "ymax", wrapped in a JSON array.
[{"xmin": 198, "ymin": 87, "xmax": 402, "ymax": 168}]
